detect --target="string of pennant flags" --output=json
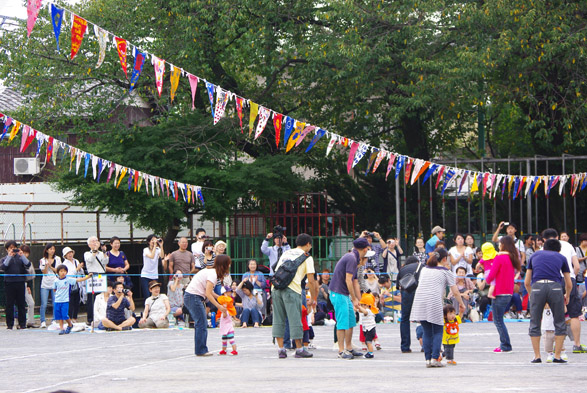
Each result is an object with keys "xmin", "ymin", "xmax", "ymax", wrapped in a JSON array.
[
  {"xmin": 14, "ymin": 0, "xmax": 587, "ymax": 202},
  {"xmin": 0, "ymin": 112, "xmax": 206, "ymax": 206}
]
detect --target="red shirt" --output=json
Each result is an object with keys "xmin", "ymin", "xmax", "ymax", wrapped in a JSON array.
[
  {"xmin": 301, "ymin": 305, "xmax": 309, "ymax": 331},
  {"xmin": 484, "ymin": 254, "xmax": 516, "ymax": 296}
]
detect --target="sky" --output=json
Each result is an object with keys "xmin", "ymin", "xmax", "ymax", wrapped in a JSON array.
[{"xmin": 0, "ymin": 1, "xmax": 27, "ymax": 19}]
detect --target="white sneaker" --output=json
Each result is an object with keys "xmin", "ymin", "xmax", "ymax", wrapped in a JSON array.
[
  {"xmin": 308, "ymin": 342, "xmax": 316, "ymax": 350},
  {"xmin": 561, "ymin": 351, "xmax": 568, "ymax": 361},
  {"xmin": 40, "ymin": 321, "xmax": 46, "ymax": 328},
  {"xmin": 546, "ymin": 352, "xmax": 554, "ymax": 363}
]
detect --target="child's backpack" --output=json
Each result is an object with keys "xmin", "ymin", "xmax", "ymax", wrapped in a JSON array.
[{"xmin": 270, "ymin": 252, "xmax": 310, "ymax": 290}]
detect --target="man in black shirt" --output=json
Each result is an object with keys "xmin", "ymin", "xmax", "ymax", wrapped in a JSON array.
[
  {"xmin": 396, "ymin": 256, "xmax": 423, "ymax": 353},
  {"xmin": 1, "ymin": 241, "xmax": 32, "ymax": 329}
]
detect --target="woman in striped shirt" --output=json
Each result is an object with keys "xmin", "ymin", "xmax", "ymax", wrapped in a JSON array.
[{"xmin": 411, "ymin": 248, "xmax": 466, "ymax": 368}]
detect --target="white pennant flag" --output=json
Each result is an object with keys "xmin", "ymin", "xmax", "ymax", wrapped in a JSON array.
[
  {"xmin": 94, "ymin": 26, "xmax": 109, "ymax": 68},
  {"xmin": 75, "ymin": 150, "xmax": 83, "ymax": 175},
  {"xmin": 213, "ymin": 88, "xmax": 230, "ymax": 125},
  {"xmin": 325, "ymin": 134, "xmax": 337, "ymax": 156},
  {"xmin": 559, "ymin": 175, "xmax": 569, "ymax": 195},
  {"xmin": 410, "ymin": 159, "xmax": 425, "ymax": 185},
  {"xmin": 254, "ymin": 106, "xmax": 271, "ymax": 140},
  {"xmin": 91, "ymin": 155, "xmax": 99, "ymax": 179}
]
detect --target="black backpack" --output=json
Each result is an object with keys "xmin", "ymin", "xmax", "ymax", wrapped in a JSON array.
[{"xmin": 270, "ymin": 252, "xmax": 310, "ymax": 290}]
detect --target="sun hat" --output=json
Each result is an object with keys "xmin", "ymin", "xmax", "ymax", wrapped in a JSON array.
[
  {"xmin": 62, "ymin": 247, "xmax": 74, "ymax": 257},
  {"xmin": 481, "ymin": 242, "xmax": 497, "ymax": 261}
]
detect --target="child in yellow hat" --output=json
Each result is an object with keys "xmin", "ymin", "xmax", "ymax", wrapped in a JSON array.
[
  {"xmin": 480, "ymin": 242, "xmax": 497, "ymax": 299},
  {"xmin": 358, "ymin": 293, "xmax": 379, "ymax": 358}
]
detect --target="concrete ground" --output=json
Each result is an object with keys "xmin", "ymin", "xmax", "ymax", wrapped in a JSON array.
[{"xmin": 1, "ymin": 321, "xmax": 586, "ymax": 393}]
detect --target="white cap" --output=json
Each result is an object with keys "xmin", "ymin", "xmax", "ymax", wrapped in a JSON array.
[
  {"xmin": 365, "ymin": 250, "xmax": 376, "ymax": 258},
  {"xmin": 62, "ymin": 247, "xmax": 74, "ymax": 257}
]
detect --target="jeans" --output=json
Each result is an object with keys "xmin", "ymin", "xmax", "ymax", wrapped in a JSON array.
[
  {"xmin": 241, "ymin": 308, "xmax": 262, "ymax": 325},
  {"xmin": 492, "ymin": 295, "xmax": 513, "ymax": 351},
  {"xmin": 69, "ymin": 290, "xmax": 80, "ymax": 320},
  {"xmin": 184, "ymin": 293, "xmax": 209, "ymax": 355},
  {"xmin": 443, "ymin": 344, "xmax": 455, "ymax": 360},
  {"xmin": 400, "ymin": 290, "xmax": 415, "ymax": 351},
  {"xmin": 140, "ymin": 277, "xmax": 156, "ymax": 300},
  {"xmin": 421, "ymin": 321, "xmax": 443, "ymax": 361},
  {"xmin": 40, "ymin": 287, "xmax": 55, "ymax": 323},
  {"xmin": 508, "ymin": 292, "xmax": 522, "ymax": 312},
  {"xmin": 5, "ymin": 282, "xmax": 26, "ymax": 328}
]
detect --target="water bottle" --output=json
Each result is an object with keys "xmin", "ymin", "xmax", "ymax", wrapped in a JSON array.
[{"xmin": 210, "ymin": 312, "xmax": 216, "ymax": 328}]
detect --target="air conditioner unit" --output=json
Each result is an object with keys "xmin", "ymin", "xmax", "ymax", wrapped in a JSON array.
[{"xmin": 14, "ymin": 157, "xmax": 41, "ymax": 176}]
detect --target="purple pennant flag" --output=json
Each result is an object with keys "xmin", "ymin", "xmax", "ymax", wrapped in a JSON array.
[
  {"xmin": 421, "ymin": 164, "xmax": 438, "ymax": 184},
  {"xmin": 394, "ymin": 156, "xmax": 405, "ymax": 179},
  {"xmin": 365, "ymin": 148, "xmax": 379, "ymax": 175},
  {"xmin": 282, "ymin": 116, "xmax": 294, "ymax": 148},
  {"xmin": 501, "ymin": 177, "xmax": 507, "ymax": 199},
  {"xmin": 305, "ymin": 128, "xmax": 326, "ymax": 153},
  {"xmin": 205, "ymin": 81, "xmax": 215, "ymax": 119},
  {"xmin": 458, "ymin": 171, "xmax": 469, "ymax": 194},
  {"xmin": 128, "ymin": 170, "xmax": 133, "ymax": 190},
  {"xmin": 129, "ymin": 49, "xmax": 146, "ymax": 92}
]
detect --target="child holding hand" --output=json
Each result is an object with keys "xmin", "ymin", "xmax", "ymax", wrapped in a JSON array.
[
  {"xmin": 217, "ymin": 288, "xmax": 238, "ymax": 355},
  {"xmin": 357, "ymin": 293, "xmax": 379, "ymax": 359},
  {"xmin": 442, "ymin": 305, "xmax": 461, "ymax": 365}
]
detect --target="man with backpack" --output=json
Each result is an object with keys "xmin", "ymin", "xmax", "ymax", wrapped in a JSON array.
[
  {"xmin": 271, "ymin": 233, "xmax": 317, "ymax": 359},
  {"xmin": 397, "ymin": 255, "xmax": 423, "ymax": 353}
]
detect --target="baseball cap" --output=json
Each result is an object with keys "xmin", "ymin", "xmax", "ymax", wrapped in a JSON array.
[
  {"xmin": 431, "ymin": 226, "xmax": 446, "ymax": 235},
  {"xmin": 353, "ymin": 238, "xmax": 370, "ymax": 249}
]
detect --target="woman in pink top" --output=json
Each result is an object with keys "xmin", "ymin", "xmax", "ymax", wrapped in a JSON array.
[{"xmin": 485, "ymin": 237, "xmax": 521, "ymax": 353}]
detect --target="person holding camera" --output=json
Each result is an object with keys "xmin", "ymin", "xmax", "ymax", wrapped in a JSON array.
[
  {"xmin": 141, "ymin": 234, "xmax": 165, "ymax": 299},
  {"xmin": 139, "ymin": 281, "xmax": 171, "ymax": 329},
  {"xmin": 492, "ymin": 222, "xmax": 525, "ymax": 265},
  {"xmin": 102, "ymin": 281, "xmax": 136, "ymax": 331},
  {"xmin": 261, "ymin": 226, "xmax": 291, "ymax": 276},
  {"xmin": 84, "ymin": 236, "xmax": 109, "ymax": 326},
  {"xmin": 1, "ymin": 240, "xmax": 32, "ymax": 330},
  {"xmin": 191, "ymin": 228, "xmax": 207, "ymax": 258}
]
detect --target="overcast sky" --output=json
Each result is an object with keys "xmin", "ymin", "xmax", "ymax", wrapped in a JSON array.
[{"xmin": 0, "ymin": 1, "xmax": 27, "ymax": 19}]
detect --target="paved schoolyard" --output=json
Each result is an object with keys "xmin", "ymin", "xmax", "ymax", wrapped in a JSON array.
[{"xmin": 0, "ymin": 321, "xmax": 586, "ymax": 393}]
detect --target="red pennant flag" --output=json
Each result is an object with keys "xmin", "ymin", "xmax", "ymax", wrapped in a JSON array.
[
  {"xmin": 173, "ymin": 181, "xmax": 179, "ymax": 201},
  {"xmin": 114, "ymin": 37, "xmax": 128, "ymax": 77},
  {"xmin": 70, "ymin": 15, "xmax": 88, "ymax": 60},
  {"xmin": 435, "ymin": 166, "xmax": 446, "ymax": 189},
  {"xmin": 482, "ymin": 172, "xmax": 490, "ymax": 197},
  {"xmin": 235, "ymin": 97, "xmax": 244, "ymax": 133},
  {"xmin": 273, "ymin": 113, "xmax": 283, "ymax": 148},
  {"xmin": 346, "ymin": 142, "xmax": 360, "ymax": 174},
  {"xmin": 404, "ymin": 158, "xmax": 413, "ymax": 184},
  {"xmin": 46, "ymin": 136, "xmax": 54, "ymax": 162},
  {"xmin": 26, "ymin": 0, "xmax": 43, "ymax": 38},
  {"xmin": 20, "ymin": 126, "xmax": 30, "ymax": 152},
  {"xmin": 133, "ymin": 170, "xmax": 139, "ymax": 191},
  {"xmin": 21, "ymin": 127, "xmax": 37, "ymax": 153}
]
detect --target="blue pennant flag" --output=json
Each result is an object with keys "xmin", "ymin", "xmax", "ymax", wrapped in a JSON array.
[
  {"xmin": 513, "ymin": 177, "xmax": 520, "ymax": 200},
  {"xmin": 84, "ymin": 153, "xmax": 91, "ymax": 178},
  {"xmin": 394, "ymin": 156, "xmax": 405, "ymax": 179},
  {"xmin": 305, "ymin": 128, "xmax": 326, "ymax": 153},
  {"xmin": 129, "ymin": 49, "xmax": 146, "ymax": 92},
  {"xmin": 97, "ymin": 159, "xmax": 103, "ymax": 182},
  {"xmin": 128, "ymin": 170, "xmax": 133, "ymax": 190},
  {"xmin": 582, "ymin": 176, "xmax": 587, "ymax": 191},
  {"xmin": 421, "ymin": 164, "xmax": 438, "ymax": 184},
  {"xmin": 441, "ymin": 169, "xmax": 456, "ymax": 196},
  {"xmin": 169, "ymin": 181, "xmax": 176, "ymax": 199},
  {"xmin": 51, "ymin": 4, "xmax": 64, "ymax": 51},
  {"xmin": 527, "ymin": 177, "xmax": 537, "ymax": 197},
  {"xmin": 283, "ymin": 116, "xmax": 294, "ymax": 148},
  {"xmin": 36, "ymin": 138, "xmax": 42, "ymax": 157},
  {"xmin": 197, "ymin": 187, "xmax": 205, "ymax": 207},
  {"xmin": 205, "ymin": 82, "xmax": 215, "ymax": 119}
]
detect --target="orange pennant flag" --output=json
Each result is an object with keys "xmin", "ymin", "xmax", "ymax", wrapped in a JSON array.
[{"xmin": 71, "ymin": 15, "xmax": 87, "ymax": 60}]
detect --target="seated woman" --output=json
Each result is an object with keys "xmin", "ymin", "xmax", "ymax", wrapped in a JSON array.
[
  {"xmin": 241, "ymin": 259, "xmax": 267, "ymax": 314},
  {"xmin": 448, "ymin": 266, "xmax": 475, "ymax": 316},
  {"xmin": 235, "ymin": 280, "xmax": 263, "ymax": 328},
  {"xmin": 139, "ymin": 281, "xmax": 171, "ymax": 328},
  {"xmin": 364, "ymin": 268, "xmax": 380, "ymax": 294}
]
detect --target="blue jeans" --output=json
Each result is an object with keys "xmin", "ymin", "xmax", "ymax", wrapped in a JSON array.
[
  {"xmin": 400, "ymin": 290, "xmax": 415, "ymax": 352},
  {"xmin": 140, "ymin": 277, "xmax": 157, "ymax": 300},
  {"xmin": 492, "ymin": 295, "xmax": 513, "ymax": 351},
  {"xmin": 184, "ymin": 293, "xmax": 209, "ymax": 355},
  {"xmin": 421, "ymin": 321, "xmax": 443, "ymax": 360},
  {"xmin": 40, "ymin": 287, "xmax": 54, "ymax": 323},
  {"xmin": 241, "ymin": 308, "xmax": 262, "ymax": 325},
  {"xmin": 508, "ymin": 292, "xmax": 522, "ymax": 312}
]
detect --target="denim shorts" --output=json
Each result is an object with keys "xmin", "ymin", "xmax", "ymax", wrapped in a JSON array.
[
  {"xmin": 330, "ymin": 291, "xmax": 356, "ymax": 330},
  {"xmin": 54, "ymin": 302, "xmax": 69, "ymax": 321}
]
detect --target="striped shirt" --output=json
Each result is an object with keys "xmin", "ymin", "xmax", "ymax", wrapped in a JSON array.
[{"xmin": 410, "ymin": 266, "xmax": 455, "ymax": 326}]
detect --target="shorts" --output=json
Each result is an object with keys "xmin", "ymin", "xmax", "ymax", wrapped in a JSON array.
[
  {"xmin": 363, "ymin": 327, "xmax": 376, "ymax": 343},
  {"xmin": 330, "ymin": 291, "xmax": 356, "ymax": 330},
  {"xmin": 271, "ymin": 288, "xmax": 303, "ymax": 340},
  {"xmin": 567, "ymin": 278, "xmax": 582, "ymax": 318},
  {"xmin": 54, "ymin": 302, "xmax": 69, "ymax": 321}
]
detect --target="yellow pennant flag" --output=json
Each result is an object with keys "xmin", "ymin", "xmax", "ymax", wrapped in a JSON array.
[
  {"xmin": 248, "ymin": 102, "xmax": 259, "ymax": 137},
  {"xmin": 470, "ymin": 173, "xmax": 478, "ymax": 194},
  {"xmin": 508, "ymin": 176, "xmax": 515, "ymax": 196},
  {"xmin": 69, "ymin": 147, "xmax": 76, "ymax": 171},
  {"xmin": 8, "ymin": 121, "xmax": 21, "ymax": 141},
  {"xmin": 169, "ymin": 66, "xmax": 181, "ymax": 102},
  {"xmin": 533, "ymin": 176, "xmax": 541, "ymax": 194},
  {"xmin": 286, "ymin": 120, "xmax": 306, "ymax": 152},
  {"xmin": 137, "ymin": 174, "xmax": 144, "ymax": 192},
  {"xmin": 187, "ymin": 186, "xmax": 191, "ymax": 204},
  {"xmin": 116, "ymin": 167, "xmax": 128, "ymax": 189}
]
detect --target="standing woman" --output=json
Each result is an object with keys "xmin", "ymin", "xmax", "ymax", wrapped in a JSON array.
[
  {"xmin": 411, "ymin": 248, "xmax": 466, "ymax": 367},
  {"xmin": 413, "ymin": 238, "xmax": 428, "ymax": 265},
  {"xmin": 485, "ymin": 236, "xmax": 521, "ymax": 353},
  {"xmin": 575, "ymin": 234, "xmax": 587, "ymax": 307},
  {"xmin": 106, "ymin": 236, "xmax": 131, "ymax": 288},
  {"xmin": 39, "ymin": 243, "xmax": 61, "ymax": 328},
  {"xmin": 381, "ymin": 238, "xmax": 404, "ymax": 277},
  {"xmin": 448, "ymin": 234, "xmax": 474, "ymax": 275},
  {"xmin": 197, "ymin": 240, "xmax": 216, "ymax": 270},
  {"xmin": 141, "ymin": 234, "xmax": 164, "ymax": 299},
  {"xmin": 62, "ymin": 247, "xmax": 84, "ymax": 323},
  {"xmin": 184, "ymin": 254, "xmax": 231, "ymax": 356}
]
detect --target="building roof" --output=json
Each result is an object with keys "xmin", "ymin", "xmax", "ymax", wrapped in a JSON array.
[{"xmin": 0, "ymin": 83, "xmax": 24, "ymax": 113}]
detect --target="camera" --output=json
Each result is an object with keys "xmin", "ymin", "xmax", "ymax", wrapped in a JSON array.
[
  {"xmin": 12, "ymin": 248, "xmax": 20, "ymax": 253},
  {"xmin": 365, "ymin": 232, "xmax": 375, "ymax": 238},
  {"xmin": 272, "ymin": 225, "xmax": 286, "ymax": 240},
  {"xmin": 122, "ymin": 289, "xmax": 130, "ymax": 295}
]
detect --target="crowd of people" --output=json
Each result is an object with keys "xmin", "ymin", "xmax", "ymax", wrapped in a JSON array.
[{"xmin": 1, "ymin": 224, "xmax": 586, "ymax": 365}]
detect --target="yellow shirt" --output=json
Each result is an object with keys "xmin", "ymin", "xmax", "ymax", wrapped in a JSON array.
[
  {"xmin": 442, "ymin": 315, "xmax": 461, "ymax": 345},
  {"xmin": 274, "ymin": 248, "xmax": 315, "ymax": 295}
]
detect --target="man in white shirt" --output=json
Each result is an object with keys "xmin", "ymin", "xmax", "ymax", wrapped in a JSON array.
[
  {"xmin": 492, "ymin": 221, "xmax": 526, "ymax": 265},
  {"xmin": 191, "ymin": 228, "xmax": 207, "ymax": 257},
  {"xmin": 84, "ymin": 236, "xmax": 108, "ymax": 326},
  {"xmin": 542, "ymin": 228, "xmax": 586, "ymax": 353}
]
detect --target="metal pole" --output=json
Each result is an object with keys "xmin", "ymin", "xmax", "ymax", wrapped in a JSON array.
[
  {"xmin": 546, "ymin": 161, "xmax": 550, "ymax": 228},
  {"xmin": 507, "ymin": 158, "xmax": 511, "ymax": 222},
  {"xmin": 535, "ymin": 156, "xmax": 539, "ymax": 233},
  {"xmin": 467, "ymin": 174, "xmax": 471, "ymax": 234},
  {"xmin": 573, "ymin": 159, "xmax": 578, "ymax": 244},
  {"xmin": 562, "ymin": 155, "xmax": 567, "ymax": 231},
  {"xmin": 417, "ymin": 178, "xmax": 422, "ymax": 237},
  {"xmin": 429, "ymin": 176, "xmax": 433, "ymax": 232},
  {"xmin": 492, "ymin": 164, "xmax": 497, "ymax": 233},
  {"xmin": 519, "ymin": 162, "xmax": 523, "ymax": 235},
  {"xmin": 395, "ymin": 174, "xmax": 401, "ymax": 242},
  {"xmin": 526, "ymin": 160, "xmax": 532, "ymax": 234},
  {"xmin": 481, "ymin": 157, "xmax": 486, "ymax": 242},
  {"xmin": 403, "ymin": 175, "xmax": 407, "ymax": 253},
  {"xmin": 455, "ymin": 158, "xmax": 458, "ymax": 234}
]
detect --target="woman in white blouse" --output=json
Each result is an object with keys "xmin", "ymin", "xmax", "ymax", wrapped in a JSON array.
[
  {"xmin": 448, "ymin": 234, "xmax": 474, "ymax": 275},
  {"xmin": 141, "ymin": 234, "xmax": 165, "ymax": 299}
]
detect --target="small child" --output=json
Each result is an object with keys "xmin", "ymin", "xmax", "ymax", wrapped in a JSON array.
[
  {"xmin": 442, "ymin": 305, "xmax": 461, "ymax": 365},
  {"xmin": 53, "ymin": 265, "xmax": 92, "ymax": 335},
  {"xmin": 301, "ymin": 305, "xmax": 311, "ymax": 351},
  {"xmin": 480, "ymin": 242, "xmax": 497, "ymax": 299},
  {"xmin": 357, "ymin": 293, "xmax": 379, "ymax": 358},
  {"xmin": 217, "ymin": 289, "xmax": 238, "ymax": 355},
  {"xmin": 542, "ymin": 304, "xmax": 568, "ymax": 362}
]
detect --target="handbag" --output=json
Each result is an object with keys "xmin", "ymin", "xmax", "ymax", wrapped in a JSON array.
[{"xmin": 398, "ymin": 263, "xmax": 423, "ymax": 292}]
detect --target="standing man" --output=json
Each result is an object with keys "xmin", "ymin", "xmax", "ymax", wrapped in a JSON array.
[
  {"xmin": 261, "ymin": 232, "xmax": 291, "ymax": 276},
  {"xmin": 426, "ymin": 226, "xmax": 446, "ymax": 256},
  {"xmin": 169, "ymin": 237, "xmax": 198, "ymax": 284},
  {"xmin": 272, "ymin": 233, "xmax": 317, "ymax": 359},
  {"xmin": 329, "ymin": 237, "xmax": 370, "ymax": 359},
  {"xmin": 525, "ymin": 239, "xmax": 572, "ymax": 363},
  {"xmin": 361, "ymin": 230, "xmax": 386, "ymax": 271},
  {"xmin": 492, "ymin": 222, "xmax": 526, "ymax": 265},
  {"xmin": 396, "ymin": 256, "xmax": 423, "ymax": 353},
  {"xmin": 191, "ymin": 228, "xmax": 207, "ymax": 258},
  {"xmin": 1, "ymin": 241, "xmax": 32, "ymax": 330},
  {"xmin": 541, "ymin": 228, "xmax": 586, "ymax": 353},
  {"xmin": 84, "ymin": 236, "xmax": 108, "ymax": 326}
]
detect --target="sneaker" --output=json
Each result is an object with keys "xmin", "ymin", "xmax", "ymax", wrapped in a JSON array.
[
  {"xmin": 64, "ymin": 326, "xmax": 72, "ymax": 334},
  {"xmin": 553, "ymin": 358, "xmax": 568, "ymax": 364},
  {"xmin": 349, "ymin": 349, "xmax": 364, "ymax": 357},
  {"xmin": 40, "ymin": 321, "xmax": 46, "ymax": 328},
  {"xmin": 401, "ymin": 349, "xmax": 412, "ymax": 353},
  {"xmin": 196, "ymin": 352, "xmax": 213, "ymax": 357},
  {"xmin": 295, "ymin": 349, "xmax": 313, "ymax": 358},
  {"xmin": 219, "ymin": 350, "xmax": 227, "ymax": 355},
  {"xmin": 426, "ymin": 359, "xmax": 432, "ymax": 368},
  {"xmin": 308, "ymin": 343, "xmax": 316, "ymax": 350},
  {"xmin": 231, "ymin": 350, "xmax": 238, "ymax": 356},
  {"xmin": 364, "ymin": 352, "xmax": 374, "ymax": 359},
  {"xmin": 447, "ymin": 360, "xmax": 457, "ymax": 365},
  {"xmin": 493, "ymin": 347, "xmax": 502, "ymax": 353},
  {"xmin": 546, "ymin": 352, "xmax": 554, "ymax": 363},
  {"xmin": 338, "ymin": 350, "xmax": 353, "ymax": 360},
  {"xmin": 58, "ymin": 330, "xmax": 66, "ymax": 335},
  {"xmin": 573, "ymin": 344, "xmax": 587, "ymax": 353},
  {"xmin": 530, "ymin": 358, "xmax": 542, "ymax": 363},
  {"xmin": 561, "ymin": 351, "xmax": 568, "ymax": 361},
  {"xmin": 375, "ymin": 343, "xmax": 382, "ymax": 350},
  {"xmin": 278, "ymin": 349, "xmax": 287, "ymax": 359},
  {"xmin": 430, "ymin": 359, "xmax": 445, "ymax": 367}
]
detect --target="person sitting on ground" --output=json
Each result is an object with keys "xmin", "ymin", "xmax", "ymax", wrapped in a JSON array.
[
  {"xmin": 236, "ymin": 280, "xmax": 263, "ymax": 328},
  {"xmin": 364, "ymin": 268, "xmax": 380, "ymax": 294},
  {"xmin": 379, "ymin": 274, "xmax": 401, "ymax": 317},
  {"xmin": 317, "ymin": 269, "xmax": 331, "ymax": 313},
  {"xmin": 139, "ymin": 281, "xmax": 171, "ymax": 329},
  {"xmin": 94, "ymin": 281, "xmax": 113, "ymax": 328},
  {"xmin": 168, "ymin": 272, "xmax": 186, "ymax": 324},
  {"xmin": 448, "ymin": 267, "xmax": 475, "ymax": 316},
  {"xmin": 102, "ymin": 282, "xmax": 136, "ymax": 331}
]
